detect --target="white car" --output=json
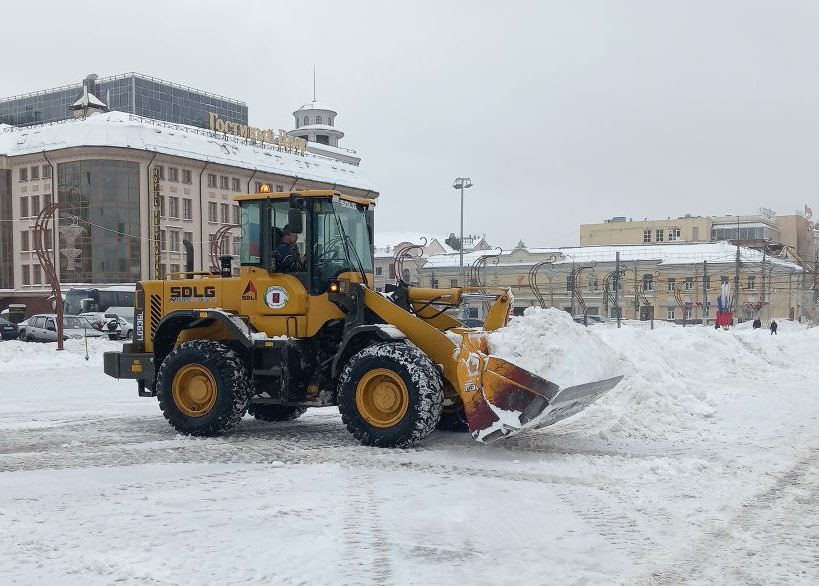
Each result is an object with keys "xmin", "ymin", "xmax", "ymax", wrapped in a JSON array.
[{"xmin": 22, "ymin": 314, "xmax": 105, "ymax": 342}]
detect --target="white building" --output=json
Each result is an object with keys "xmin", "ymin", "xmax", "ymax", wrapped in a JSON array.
[{"xmin": 0, "ymin": 100, "xmax": 376, "ymax": 310}]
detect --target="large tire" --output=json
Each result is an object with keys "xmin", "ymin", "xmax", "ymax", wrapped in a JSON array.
[
  {"xmin": 156, "ymin": 340, "xmax": 251, "ymax": 436},
  {"xmin": 247, "ymin": 404, "xmax": 307, "ymax": 422},
  {"xmin": 338, "ymin": 342, "xmax": 443, "ymax": 448}
]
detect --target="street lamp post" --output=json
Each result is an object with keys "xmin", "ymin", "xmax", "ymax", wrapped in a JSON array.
[{"xmin": 452, "ymin": 177, "xmax": 473, "ymax": 284}]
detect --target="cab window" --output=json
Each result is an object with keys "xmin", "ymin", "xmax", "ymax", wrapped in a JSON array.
[{"xmin": 240, "ymin": 201, "xmax": 262, "ymax": 265}]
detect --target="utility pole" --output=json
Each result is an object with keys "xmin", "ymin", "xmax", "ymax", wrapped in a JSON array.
[
  {"xmin": 734, "ymin": 224, "xmax": 741, "ymax": 319},
  {"xmin": 615, "ymin": 252, "xmax": 621, "ymax": 328},
  {"xmin": 789, "ymin": 269, "xmax": 794, "ymax": 319},
  {"xmin": 814, "ymin": 248, "xmax": 818, "ymax": 303},
  {"xmin": 761, "ymin": 248, "xmax": 767, "ymax": 318},
  {"xmin": 702, "ymin": 260, "xmax": 708, "ymax": 326}
]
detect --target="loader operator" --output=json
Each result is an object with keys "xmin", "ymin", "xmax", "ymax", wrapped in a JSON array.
[{"xmin": 274, "ymin": 225, "xmax": 307, "ymax": 272}]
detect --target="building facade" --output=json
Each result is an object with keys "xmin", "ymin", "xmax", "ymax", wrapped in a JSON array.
[
  {"xmin": 0, "ymin": 93, "xmax": 375, "ymax": 311},
  {"xmin": 413, "ymin": 242, "xmax": 807, "ymax": 323},
  {"xmin": 1, "ymin": 73, "xmax": 247, "ymax": 129},
  {"xmin": 580, "ymin": 209, "xmax": 815, "ymax": 261}
]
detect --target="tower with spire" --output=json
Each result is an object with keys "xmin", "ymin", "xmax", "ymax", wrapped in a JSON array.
[{"xmin": 288, "ymin": 69, "xmax": 344, "ymax": 147}]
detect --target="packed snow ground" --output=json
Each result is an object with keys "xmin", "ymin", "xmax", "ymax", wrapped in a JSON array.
[{"xmin": 1, "ymin": 310, "xmax": 817, "ymax": 585}]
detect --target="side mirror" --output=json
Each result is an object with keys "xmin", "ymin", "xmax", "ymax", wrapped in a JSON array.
[{"xmin": 288, "ymin": 209, "xmax": 303, "ymax": 234}]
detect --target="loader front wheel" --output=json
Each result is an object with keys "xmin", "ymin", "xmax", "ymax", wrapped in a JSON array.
[
  {"xmin": 156, "ymin": 340, "xmax": 251, "ymax": 437},
  {"xmin": 338, "ymin": 343, "xmax": 443, "ymax": 448},
  {"xmin": 247, "ymin": 404, "xmax": 307, "ymax": 422}
]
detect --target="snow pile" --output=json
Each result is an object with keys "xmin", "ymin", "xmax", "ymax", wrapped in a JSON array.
[
  {"xmin": 486, "ymin": 308, "xmax": 817, "ymax": 441},
  {"xmin": 0, "ymin": 338, "xmax": 123, "ymax": 373},
  {"xmin": 487, "ymin": 307, "xmax": 623, "ymax": 388}
]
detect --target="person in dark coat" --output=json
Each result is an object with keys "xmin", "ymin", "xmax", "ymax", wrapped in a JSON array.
[
  {"xmin": 752, "ymin": 317, "xmax": 762, "ymax": 329},
  {"xmin": 274, "ymin": 225, "xmax": 306, "ymax": 272},
  {"xmin": 770, "ymin": 320, "xmax": 778, "ymax": 335}
]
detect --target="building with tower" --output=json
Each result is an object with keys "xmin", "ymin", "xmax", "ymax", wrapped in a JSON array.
[{"xmin": 0, "ymin": 73, "xmax": 375, "ymax": 313}]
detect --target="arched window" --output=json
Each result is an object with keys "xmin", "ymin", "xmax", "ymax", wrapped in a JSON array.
[
  {"xmin": 328, "ymin": 117, "xmax": 333, "ymax": 126},
  {"xmin": 316, "ymin": 115, "xmax": 323, "ymax": 125},
  {"xmin": 303, "ymin": 116, "xmax": 309, "ymax": 126}
]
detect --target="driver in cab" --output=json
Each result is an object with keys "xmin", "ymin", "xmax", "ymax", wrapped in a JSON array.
[{"xmin": 274, "ymin": 224, "xmax": 307, "ymax": 272}]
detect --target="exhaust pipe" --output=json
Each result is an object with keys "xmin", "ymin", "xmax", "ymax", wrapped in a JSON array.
[
  {"xmin": 183, "ymin": 238, "xmax": 194, "ymax": 277},
  {"xmin": 219, "ymin": 255, "xmax": 233, "ymax": 278}
]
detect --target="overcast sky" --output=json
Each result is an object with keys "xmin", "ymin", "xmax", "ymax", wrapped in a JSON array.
[{"xmin": 3, "ymin": 1, "xmax": 818, "ymax": 248}]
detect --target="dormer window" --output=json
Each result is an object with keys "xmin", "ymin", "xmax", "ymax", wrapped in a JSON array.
[
  {"xmin": 316, "ymin": 115, "xmax": 323, "ymax": 125},
  {"xmin": 328, "ymin": 117, "xmax": 333, "ymax": 126}
]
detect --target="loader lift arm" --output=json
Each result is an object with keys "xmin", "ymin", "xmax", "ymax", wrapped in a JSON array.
[{"xmin": 350, "ymin": 284, "xmax": 622, "ymax": 442}]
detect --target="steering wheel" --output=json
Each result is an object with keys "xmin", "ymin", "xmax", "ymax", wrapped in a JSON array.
[{"xmin": 313, "ymin": 237, "xmax": 345, "ymax": 263}]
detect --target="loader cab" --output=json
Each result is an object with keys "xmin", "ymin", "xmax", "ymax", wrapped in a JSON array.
[{"xmin": 237, "ymin": 189, "xmax": 375, "ymax": 295}]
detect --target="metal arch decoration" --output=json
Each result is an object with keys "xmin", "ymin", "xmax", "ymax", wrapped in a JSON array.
[
  {"xmin": 393, "ymin": 237, "xmax": 427, "ymax": 286},
  {"xmin": 469, "ymin": 247, "xmax": 503, "ymax": 290},
  {"xmin": 527, "ymin": 255, "xmax": 557, "ymax": 309},
  {"xmin": 33, "ymin": 201, "xmax": 72, "ymax": 351},
  {"xmin": 637, "ymin": 269, "xmax": 661, "ymax": 307},
  {"xmin": 570, "ymin": 260, "xmax": 597, "ymax": 320},
  {"xmin": 209, "ymin": 224, "xmax": 239, "ymax": 272},
  {"xmin": 603, "ymin": 266, "xmax": 627, "ymax": 314}
]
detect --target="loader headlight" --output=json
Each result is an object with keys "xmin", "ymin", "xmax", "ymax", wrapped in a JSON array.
[{"xmin": 328, "ymin": 279, "xmax": 350, "ymax": 294}]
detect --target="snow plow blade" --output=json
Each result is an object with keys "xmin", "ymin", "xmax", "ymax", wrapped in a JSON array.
[{"xmin": 460, "ymin": 354, "xmax": 623, "ymax": 443}]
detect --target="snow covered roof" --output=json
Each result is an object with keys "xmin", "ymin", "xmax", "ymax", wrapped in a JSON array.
[
  {"xmin": 294, "ymin": 100, "xmax": 337, "ymax": 114},
  {"xmin": 0, "ymin": 111, "xmax": 374, "ymax": 192},
  {"xmin": 374, "ymin": 232, "xmax": 457, "ymax": 258},
  {"xmin": 423, "ymin": 241, "xmax": 803, "ymax": 270},
  {"xmin": 292, "ymin": 124, "xmax": 344, "ymax": 134},
  {"xmin": 70, "ymin": 91, "xmax": 107, "ymax": 109}
]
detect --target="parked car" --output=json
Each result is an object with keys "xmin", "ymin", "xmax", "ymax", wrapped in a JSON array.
[
  {"xmin": 0, "ymin": 317, "xmax": 19, "ymax": 340},
  {"xmin": 460, "ymin": 318, "xmax": 484, "ymax": 328},
  {"xmin": 21, "ymin": 314, "xmax": 105, "ymax": 342},
  {"xmin": 572, "ymin": 314, "xmax": 608, "ymax": 326}
]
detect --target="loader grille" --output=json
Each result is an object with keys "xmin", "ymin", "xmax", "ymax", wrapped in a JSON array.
[{"xmin": 149, "ymin": 294, "xmax": 162, "ymax": 341}]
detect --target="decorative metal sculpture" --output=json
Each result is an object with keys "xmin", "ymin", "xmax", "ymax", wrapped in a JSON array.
[
  {"xmin": 392, "ymin": 238, "xmax": 427, "ymax": 286},
  {"xmin": 527, "ymin": 255, "xmax": 557, "ymax": 309},
  {"xmin": 469, "ymin": 248, "xmax": 502, "ymax": 291},
  {"xmin": 33, "ymin": 202, "xmax": 71, "ymax": 351},
  {"xmin": 209, "ymin": 224, "xmax": 239, "ymax": 272},
  {"xmin": 570, "ymin": 261, "xmax": 597, "ymax": 323},
  {"xmin": 603, "ymin": 266, "xmax": 627, "ymax": 314}
]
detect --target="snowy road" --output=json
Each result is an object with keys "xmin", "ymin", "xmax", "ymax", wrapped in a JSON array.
[{"xmin": 1, "ymin": 314, "xmax": 818, "ymax": 585}]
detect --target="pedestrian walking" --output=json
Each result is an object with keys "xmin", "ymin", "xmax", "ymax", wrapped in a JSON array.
[
  {"xmin": 752, "ymin": 318, "xmax": 762, "ymax": 329},
  {"xmin": 770, "ymin": 320, "xmax": 778, "ymax": 335}
]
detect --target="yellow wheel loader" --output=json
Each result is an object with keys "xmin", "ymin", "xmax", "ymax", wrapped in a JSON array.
[{"xmin": 103, "ymin": 189, "xmax": 621, "ymax": 447}]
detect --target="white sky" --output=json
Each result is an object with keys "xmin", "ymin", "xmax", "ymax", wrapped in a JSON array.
[{"xmin": 2, "ymin": 0, "xmax": 818, "ymax": 247}]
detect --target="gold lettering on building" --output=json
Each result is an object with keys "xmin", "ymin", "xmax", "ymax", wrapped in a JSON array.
[{"xmin": 208, "ymin": 112, "xmax": 307, "ymax": 155}]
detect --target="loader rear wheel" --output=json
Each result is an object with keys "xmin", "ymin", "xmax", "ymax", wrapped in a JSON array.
[
  {"xmin": 338, "ymin": 342, "xmax": 443, "ymax": 448},
  {"xmin": 247, "ymin": 404, "xmax": 307, "ymax": 422},
  {"xmin": 156, "ymin": 340, "xmax": 251, "ymax": 437}
]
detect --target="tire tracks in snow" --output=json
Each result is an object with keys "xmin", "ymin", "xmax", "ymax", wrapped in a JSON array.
[
  {"xmin": 636, "ymin": 445, "xmax": 819, "ymax": 586},
  {"xmin": 338, "ymin": 467, "xmax": 394, "ymax": 586}
]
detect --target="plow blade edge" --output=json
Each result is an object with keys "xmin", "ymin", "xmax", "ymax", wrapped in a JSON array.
[{"xmin": 461, "ymin": 355, "xmax": 623, "ymax": 443}]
